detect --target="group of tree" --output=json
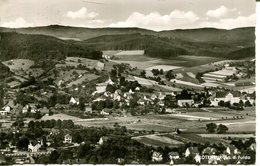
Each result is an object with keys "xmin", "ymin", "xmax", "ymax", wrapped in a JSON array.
[
  {"xmin": 151, "ymin": 69, "xmax": 163, "ymax": 76},
  {"xmin": 206, "ymin": 123, "xmax": 228, "ymax": 134}
]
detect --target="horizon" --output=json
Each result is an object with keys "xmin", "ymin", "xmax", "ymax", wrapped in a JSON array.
[
  {"xmin": 0, "ymin": 0, "xmax": 256, "ymax": 31},
  {"xmin": 0, "ymin": 24, "xmax": 255, "ymax": 32}
]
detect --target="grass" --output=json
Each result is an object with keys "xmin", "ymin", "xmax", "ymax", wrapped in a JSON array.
[{"xmin": 132, "ymin": 134, "xmax": 183, "ymax": 147}]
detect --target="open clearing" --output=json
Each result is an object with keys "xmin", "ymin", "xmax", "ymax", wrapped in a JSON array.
[
  {"xmin": 132, "ymin": 134, "xmax": 183, "ymax": 147},
  {"xmin": 56, "ymin": 57, "xmax": 104, "ymax": 70},
  {"xmin": 198, "ymin": 133, "xmax": 255, "ymax": 138},
  {"xmin": 73, "ymin": 108, "xmax": 255, "ymax": 133},
  {"xmin": 2, "ymin": 59, "xmax": 34, "ymax": 71},
  {"xmin": 146, "ymin": 65, "xmax": 181, "ymax": 71}
]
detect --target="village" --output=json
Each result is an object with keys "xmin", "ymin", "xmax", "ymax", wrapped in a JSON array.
[{"xmin": 0, "ymin": 49, "xmax": 256, "ymax": 164}]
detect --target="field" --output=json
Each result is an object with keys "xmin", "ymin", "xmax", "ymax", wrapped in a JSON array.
[
  {"xmin": 72, "ymin": 108, "xmax": 255, "ymax": 133},
  {"xmin": 198, "ymin": 133, "xmax": 255, "ymax": 138},
  {"xmin": 56, "ymin": 57, "xmax": 104, "ymax": 70},
  {"xmin": 171, "ymin": 79, "xmax": 203, "ymax": 88},
  {"xmin": 2, "ymin": 59, "xmax": 34, "ymax": 71},
  {"xmin": 132, "ymin": 134, "xmax": 184, "ymax": 147},
  {"xmin": 146, "ymin": 65, "xmax": 181, "ymax": 71},
  {"xmin": 109, "ymin": 50, "xmax": 223, "ymax": 72}
]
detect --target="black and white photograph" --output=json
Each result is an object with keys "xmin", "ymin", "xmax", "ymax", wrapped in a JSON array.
[{"xmin": 0, "ymin": 0, "xmax": 257, "ymax": 165}]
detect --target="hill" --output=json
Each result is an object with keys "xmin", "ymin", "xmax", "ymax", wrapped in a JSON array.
[
  {"xmin": 0, "ymin": 32, "xmax": 102, "ymax": 62},
  {"xmin": 227, "ymin": 46, "xmax": 255, "ymax": 59},
  {"xmin": 0, "ymin": 25, "xmax": 255, "ymax": 59},
  {"xmin": 83, "ymin": 33, "xmax": 254, "ymax": 59},
  {"xmin": 0, "ymin": 25, "xmax": 155, "ymax": 41},
  {"xmin": 0, "ymin": 25, "xmax": 254, "ymax": 44}
]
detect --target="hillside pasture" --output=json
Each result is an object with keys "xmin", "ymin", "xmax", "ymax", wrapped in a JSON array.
[
  {"xmin": 2, "ymin": 59, "xmax": 34, "ymax": 71},
  {"xmin": 146, "ymin": 65, "xmax": 181, "ymax": 71},
  {"xmin": 56, "ymin": 57, "xmax": 104, "ymax": 70},
  {"xmin": 132, "ymin": 134, "xmax": 184, "ymax": 147}
]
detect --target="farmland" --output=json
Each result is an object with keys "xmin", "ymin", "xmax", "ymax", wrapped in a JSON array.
[
  {"xmin": 132, "ymin": 134, "xmax": 184, "ymax": 147},
  {"xmin": 72, "ymin": 107, "xmax": 255, "ymax": 133}
]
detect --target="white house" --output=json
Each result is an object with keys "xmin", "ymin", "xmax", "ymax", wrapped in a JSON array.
[
  {"xmin": 177, "ymin": 99, "xmax": 194, "ymax": 107},
  {"xmin": 100, "ymin": 110, "xmax": 110, "ymax": 115},
  {"xmin": 158, "ymin": 92, "xmax": 166, "ymax": 100},
  {"xmin": 64, "ymin": 134, "xmax": 73, "ymax": 144},
  {"xmin": 158, "ymin": 101, "xmax": 165, "ymax": 107},
  {"xmin": 226, "ymin": 145, "xmax": 240, "ymax": 155},
  {"xmin": 152, "ymin": 151, "xmax": 163, "ymax": 162},
  {"xmin": 169, "ymin": 151, "xmax": 180, "ymax": 160},
  {"xmin": 22, "ymin": 104, "xmax": 38, "ymax": 113},
  {"xmin": 0, "ymin": 105, "xmax": 12, "ymax": 116},
  {"xmin": 28, "ymin": 141, "xmax": 41, "ymax": 153},
  {"xmin": 210, "ymin": 91, "xmax": 241, "ymax": 106},
  {"xmin": 185, "ymin": 147, "xmax": 199, "ymax": 157},
  {"xmin": 98, "ymin": 136, "xmax": 109, "ymax": 145},
  {"xmin": 69, "ymin": 97, "xmax": 79, "ymax": 105}
]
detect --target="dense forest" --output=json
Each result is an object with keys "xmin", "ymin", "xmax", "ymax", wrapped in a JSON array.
[{"xmin": 0, "ymin": 32, "xmax": 102, "ymax": 62}]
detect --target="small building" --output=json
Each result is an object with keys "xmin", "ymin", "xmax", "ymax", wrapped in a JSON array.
[
  {"xmin": 100, "ymin": 109, "xmax": 110, "ymax": 115},
  {"xmin": 151, "ymin": 94, "xmax": 157, "ymax": 101},
  {"xmin": 210, "ymin": 91, "xmax": 241, "ymax": 106},
  {"xmin": 64, "ymin": 134, "xmax": 73, "ymax": 144},
  {"xmin": 169, "ymin": 151, "xmax": 180, "ymax": 160},
  {"xmin": 152, "ymin": 151, "xmax": 163, "ymax": 162},
  {"xmin": 22, "ymin": 104, "xmax": 38, "ymax": 113},
  {"xmin": 84, "ymin": 107, "xmax": 92, "ymax": 114},
  {"xmin": 250, "ymin": 143, "xmax": 256, "ymax": 151},
  {"xmin": 177, "ymin": 99, "xmax": 194, "ymax": 107},
  {"xmin": 0, "ymin": 100, "xmax": 15, "ymax": 116},
  {"xmin": 28, "ymin": 141, "xmax": 41, "ymax": 153},
  {"xmin": 69, "ymin": 97, "xmax": 79, "ymax": 105},
  {"xmin": 226, "ymin": 145, "xmax": 240, "ymax": 155},
  {"xmin": 138, "ymin": 99, "xmax": 146, "ymax": 106},
  {"xmin": 185, "ymin": 147, "xmax": 199, "ymax": 157},
  {"xmin": 158, "ymin": 100, "xmax": 165, "ymax": 107},
  {"xmin": 202, "ymin": 147, "xmax": 217, "ymax": 155},
  {"xmin": 98, "ymin": 136, "xmax": 109, "ymax": 145},
  {"xmin": 158, "ymin": 92, "xmax": 166, "ymax": 100}
]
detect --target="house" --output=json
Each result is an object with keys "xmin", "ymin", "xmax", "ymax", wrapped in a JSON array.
[
  {"xmin": 151, "ymin": 94, "xmax": 157, "ymax": 101},
  {"xmin": 177, "ymin": 99, "xmax": 194, "ymax": 107},
  {"xmin": 158, "ymin": 92, "xmax": 166, "ymax": 100},
  {"xmin": 158, "ymin": 100, "xmax": 165, "ymax": 107},
  {"xmin": 138, "ymin": 99, "xmax": 146, "ymax": 105},
  {"xmin": 98, "ymin": 136, "xmax": 109, "ymax": 145},
  {"xmin": 152, "ymin": 151, "xmax": 163, "ymax": 162},
  {"xmin": 106, "ymin": 78, "xmax": 114, "ymax": 85},
  {"xmin": 129, "ymin": 89, "xmax": 134, "ymax": 94},
  {"xmin": 28, "ymin": 141, "xmax": 41, "ymax": 153},
  {"xmin": 169, "ymin": 151, "xmax": 180, "ymax": 160},
  {"xmin": 202, "ymin": 147, "xmax": 217, "ymax": 155},
  {"xmin": 69, "ymin": 97, "xmax": 79, "ymax": 105},
  {"xmin": 100, "ymin": 109, "xmax": 110, "ymax": 115},
  {"xmin": 210, "ymin": 91, "xmax": 241, "ymax": 106},
  {"xmin": 84, "ymin": 107, "xmax": 92, "ymax": 114},
  {"xmin": 226, "ymin": 145, "xmax": 240, "ymax": 155},
  {"xmin": 114, "ymin": 90, "xmax": 122, "ymax": 101},
  {"xmin": 249, "ymin": 143, "xmax": 256, "ymax": 151},
  {"xmin": 0, "ymin": 100, "xmax": 15, "ymax": 116},
  {"xmin": 22, "ymin": 104, "xmax": 38, "ymax": 113},
  {"xmin": 64, "ymin": 134, "xmax": 73, "ymax": 144},
  {"xmin": 185, "ymin": 147, "xmax": 199, "ymax": 157},
  {"xmin": 0, "ymin": 105, "xmax": 12, "ymax": 116},
  {"xmin": 135, "ymin": 87, "xmax": 140, "ymax": 91}
]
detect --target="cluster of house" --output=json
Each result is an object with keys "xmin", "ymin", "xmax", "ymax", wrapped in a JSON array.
[
  {"xmin": 152, "ymin": 143, "xmax": 256, "ymax": 164},
  {"xmin": 0, "ymin": 100, "xmax": 49, "ymax": 116},
  {"xmin": 209, "ymin": 91, "xmax": 255, "ymax": 107}
]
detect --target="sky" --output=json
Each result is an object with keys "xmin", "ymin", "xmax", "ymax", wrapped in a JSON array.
[{"xmin": 0, "ymin": 0, "xmax": 256, "ymax": 31}]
